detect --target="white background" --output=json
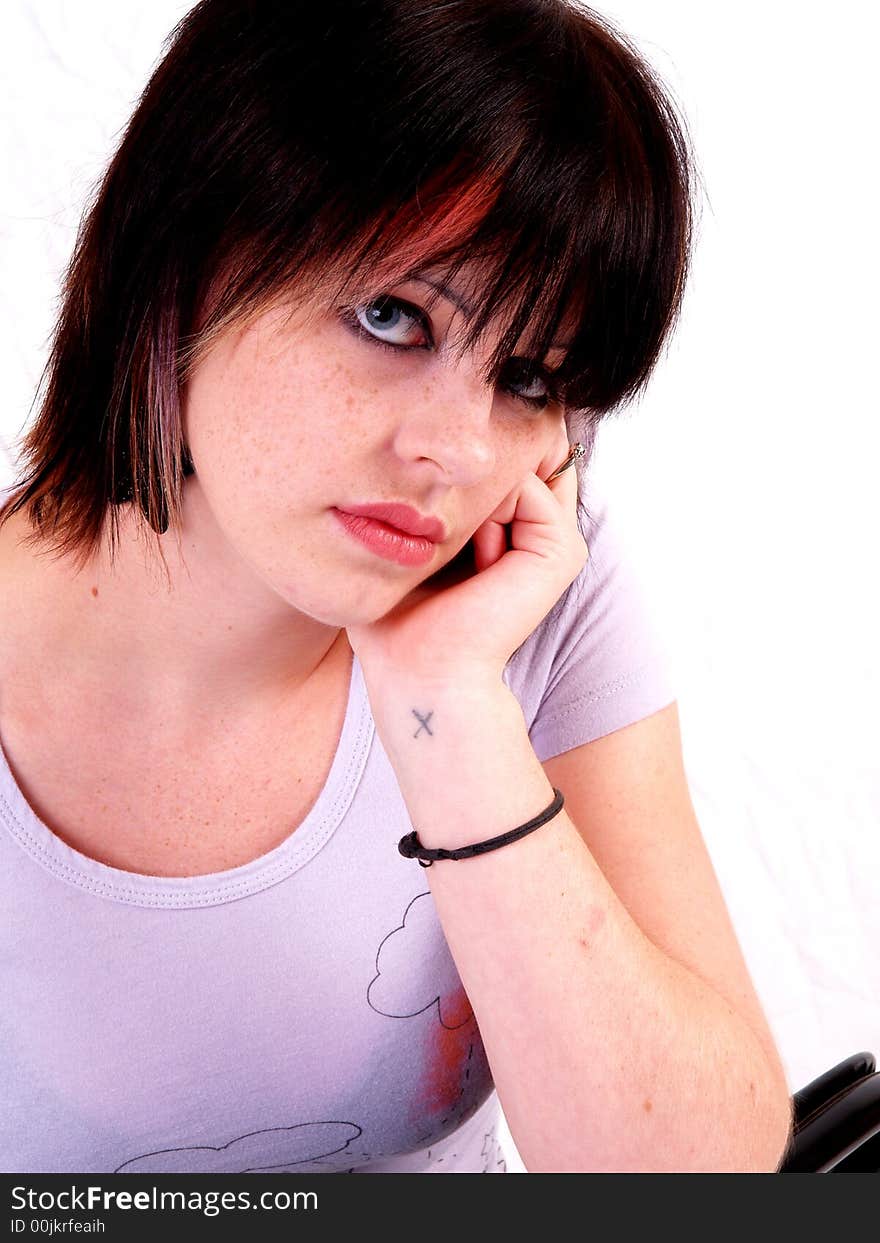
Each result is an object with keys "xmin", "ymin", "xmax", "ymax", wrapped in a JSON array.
[{"xmin": 2, "ymin": 1, "xmax": 878, "ymax": 1172}]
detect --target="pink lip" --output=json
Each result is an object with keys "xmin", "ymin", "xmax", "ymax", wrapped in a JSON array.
[
  {"xmin": 332, "ymin": 509, "xmax": 439, "ymax": 567},
  {"xmin": 335, "ymin": 502, "xmax": 447, "ymax": 543}
]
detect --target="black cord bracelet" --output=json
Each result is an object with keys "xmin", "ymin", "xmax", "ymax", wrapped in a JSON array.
[{"xmin": 398, "ymin": 787, "xmax": 565, "ymax": 867}]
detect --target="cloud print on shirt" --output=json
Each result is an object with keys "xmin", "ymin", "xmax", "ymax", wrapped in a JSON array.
[
  {"xmin": 114, "ymin": 1121, "xmax": 362, "ymax": 1174},
  {"xmin": 367, "ymin": 891, "xmax": 474, "ymax": 1029}
]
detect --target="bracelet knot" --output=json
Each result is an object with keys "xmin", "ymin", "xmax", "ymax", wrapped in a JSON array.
[{"xmin": 398, "ymin": 788, "xmax": 565, "ymax": 866}]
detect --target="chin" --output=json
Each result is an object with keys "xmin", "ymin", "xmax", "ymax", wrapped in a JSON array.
[
  {"xmin": 273, "ymin": 577, "xmax": 405, "ymax": 629},
  {"xmin": 277, "ymin": 540, "xmax": 477, "ymax": 627}
]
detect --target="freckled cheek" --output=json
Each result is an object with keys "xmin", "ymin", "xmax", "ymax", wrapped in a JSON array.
[
  {"xmin": 235, "ymin": 367, "xmax": 330, "ymax": 455},
  {"xmin": 492, "ymin": 431, "xmax": 548, "ymax": 492}
]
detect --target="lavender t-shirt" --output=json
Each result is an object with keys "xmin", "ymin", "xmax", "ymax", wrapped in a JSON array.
[{"xmin": 0, "ymin": 480, "xmax": 675, "ymax": 1173}]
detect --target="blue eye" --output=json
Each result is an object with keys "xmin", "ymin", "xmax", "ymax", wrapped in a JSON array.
[{"xmin": 351, "ymin": 296, "xmax": 428, "ymax": 348}]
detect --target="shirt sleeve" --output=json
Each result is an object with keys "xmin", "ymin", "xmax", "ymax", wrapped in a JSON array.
[{"xmin": 502, "ymin": 478, "xmax": 677, "ymax": 762}]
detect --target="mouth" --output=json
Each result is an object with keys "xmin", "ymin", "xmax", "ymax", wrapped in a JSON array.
[
  {"xmin": 331, "ymin": 508, "xmax": 441, "ymax": 568},
  {"xmin": 334, "ymin": 501, "xmax": 447, "ymax": 543}
]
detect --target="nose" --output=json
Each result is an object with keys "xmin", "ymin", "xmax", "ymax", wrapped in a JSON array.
[{"xmin": 390, "ymin": 363, "xmax": 499, "ymax": 489}]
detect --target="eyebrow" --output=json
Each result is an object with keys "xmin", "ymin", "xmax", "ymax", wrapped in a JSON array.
[{"xmin": 411, "ymin": 276, "xmax": 572, "ymax": 352}]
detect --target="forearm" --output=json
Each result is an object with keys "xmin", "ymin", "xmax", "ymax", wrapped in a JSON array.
[{"xmin": 375, "ymin": 678, "xmax": 792, "ymax": 1173}]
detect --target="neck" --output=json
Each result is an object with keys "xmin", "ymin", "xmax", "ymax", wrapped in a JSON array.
[{"xmin": 1, "ymin": 489, "xmax": 348, "ymax": 732}]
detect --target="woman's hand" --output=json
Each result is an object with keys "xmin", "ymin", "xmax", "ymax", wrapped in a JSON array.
[{"xmin": 345, "ymin": 424, "xmax": 589, "ymax": 692}]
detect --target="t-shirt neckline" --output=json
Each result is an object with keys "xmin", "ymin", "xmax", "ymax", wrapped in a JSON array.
[{"xmin": 0, "ymin": 650, "xmax": 373, "ymax": 909}]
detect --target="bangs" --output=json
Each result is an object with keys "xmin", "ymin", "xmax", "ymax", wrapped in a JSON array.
[
  {"xmin": 194, "ymin": 2, "xmax": 693, "ymax": 429},
  {"xmin": 323, "ymin": 162, "xmax": 600, "ymax": 423}
]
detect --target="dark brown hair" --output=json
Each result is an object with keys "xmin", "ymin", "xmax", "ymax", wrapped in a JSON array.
[{"xmin": 0, "ymin": 0, "xmax": 695, "ymax": 572}]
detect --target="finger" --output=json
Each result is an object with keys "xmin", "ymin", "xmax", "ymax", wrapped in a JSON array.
[
  {"xmin": 510, "ymin": 468, "xmax": 575, "ymax": 532},
  {"xmin": 535, "ymin": 451, "xmax": 589, "ymax": 560},
  {"xmin": 542, "ymin": 446, "xmax": 581, "ymax": 513},
  {"xmin": 472, "ymin": 516, "xmax": 508, "ymax": 571}
]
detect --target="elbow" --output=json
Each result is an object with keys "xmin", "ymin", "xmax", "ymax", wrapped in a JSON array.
[
  {"xmin": 751, "ymin": 1072, "xmax": 796, "ymax": 1173},
  {"xmin": 768, "ymin": 1089, "xmax": 797, "ymax": 1173},
  {"xmin": 738, "ymin": 1030, "xmax": 794, "ymax": 1172},
  {"xmin": 761, "ymin": 1047, "xmax": 796, "ymax": 1173}
]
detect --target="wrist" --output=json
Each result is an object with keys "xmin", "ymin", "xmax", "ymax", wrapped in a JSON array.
[
  {"xmin": 368, "ymin": 671, "xmax": 521, "ymax": 764},
  {"xmin": 365, "ymin": 675, "xmax": 554, "ymax": 853},
  {"xmin": 399, "ymin": 786, "xmax": 565, "ymax": 865}
]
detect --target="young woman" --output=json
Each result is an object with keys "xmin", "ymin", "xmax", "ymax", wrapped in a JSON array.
[{"xmin": 0, "ymin": 0, "xmax": 793, "ymax": 1173}]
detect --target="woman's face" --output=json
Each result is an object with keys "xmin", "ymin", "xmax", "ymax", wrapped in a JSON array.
[{"xmin": 181, "ymin": 268, "xmax": 572, "ymax": 627}]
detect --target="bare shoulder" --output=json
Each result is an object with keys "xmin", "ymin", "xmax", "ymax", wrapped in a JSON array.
[
  {"xmin": 0, "ymin": 506, "xmax": 32, "ymax": 672},
  {"xmin": 0, "ymin": 504, "xmax": 67, "ymax": 722}
]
